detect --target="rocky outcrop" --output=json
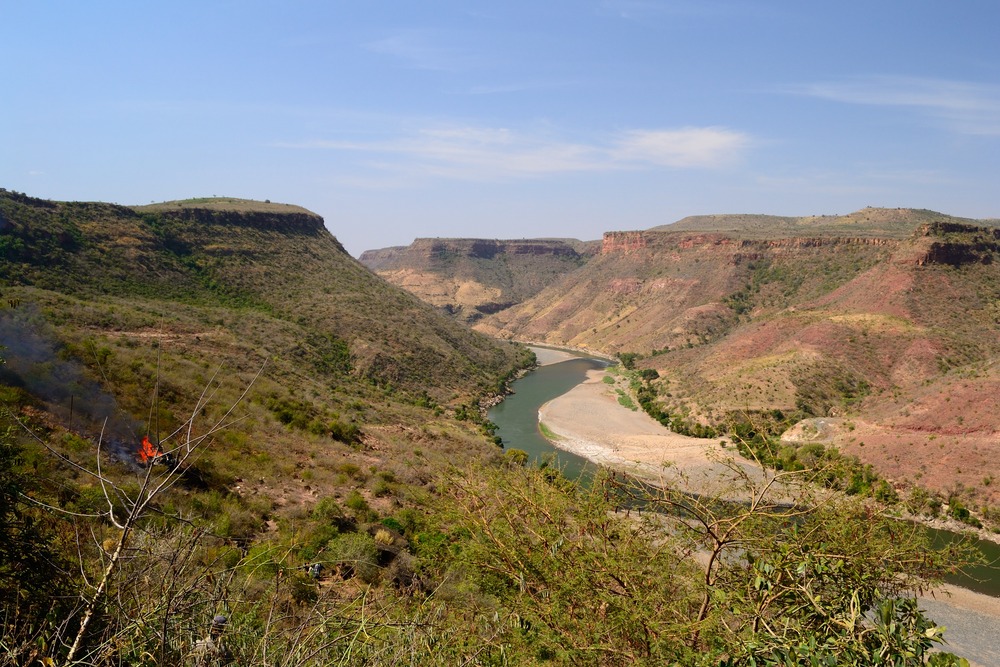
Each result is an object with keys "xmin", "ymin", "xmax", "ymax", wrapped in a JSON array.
[
  {"xmin": 361, "ymin": 238, "xmax": 595, "ymax": 271},
  {"xmin": 355, "ymin": 246, "xmax": 407, "ymax": 270},
  {"xmin": 156, "ymin": 207, "xmax": 325, "ymax": 236},
  {"xmin": 601, "ymin": 231, "xmax": 648, "ymax": 254},
  {"xmin": 915, "ymin": 223, "xmax": 1000, "ymax": 266}
]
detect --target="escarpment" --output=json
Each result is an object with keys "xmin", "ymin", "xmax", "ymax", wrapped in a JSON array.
[
  {"xmin": 914, "ymin": 222, "xmax": 1000, "ymax": 267},
  {"xmin": 154, "ymin": 206, "xmax": 326, "ymax": 236}
]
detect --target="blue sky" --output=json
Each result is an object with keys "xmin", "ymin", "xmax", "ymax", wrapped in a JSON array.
[{"xmin": 3, "ymin": 1, "xmax": 1000, "ymax": 256}]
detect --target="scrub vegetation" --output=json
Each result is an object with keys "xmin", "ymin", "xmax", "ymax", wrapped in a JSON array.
[{"xmin": 0, "ymin": 191, "xmax": 978, "ymax": 665}]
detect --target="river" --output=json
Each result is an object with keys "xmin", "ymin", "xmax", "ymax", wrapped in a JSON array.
[
  {"xmin": 489, "ymin": 349, "xmax": 1000, "ymax": 598},
  {"xmin": 489, "ymin": 355, "xmax": 609, "ymax": 481}
]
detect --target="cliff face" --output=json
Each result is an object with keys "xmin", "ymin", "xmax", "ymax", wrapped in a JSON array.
[
  {"xmin": 356, "ymin": 245, "xmax": 408, "ymax": 271},
  {"xmin": 602, "ymin": 230, "xmax": 895, "ymax": 257},
  {"xmin": 601, "ymin": 231, "xmax": 648, "ymax": 254},
  {"xmin": 362, "ymin": 238, "xmax": 593, "ymax": 270},
  {"xmin": 155, "ymin": 206, "xmax": 326, "ymax": 236},
  {"xmin": 360, "ymin": 237, "xmax": 598, "ymax": 323},
  {"xmin": 914, "ymin": 222, "xmax": 1000, "ymax": 266}
]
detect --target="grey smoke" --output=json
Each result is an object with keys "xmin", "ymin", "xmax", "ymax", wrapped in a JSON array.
[{"xmin": 0, "ymin": 304, "xmax": 141, "ymax": 443}]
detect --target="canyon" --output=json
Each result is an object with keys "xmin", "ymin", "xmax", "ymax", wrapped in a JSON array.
[{"xmin": 364, "ymin": 208, "xmax": 1000, "ymax": 507}]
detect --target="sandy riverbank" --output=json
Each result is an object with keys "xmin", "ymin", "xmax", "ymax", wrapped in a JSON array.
[
  {"xmin": 537, "ymin": 367, "xmax": 772, "ymax": 501},
  {"xmin": 535, "ymin": 362, "xmax": 1000, "ymax": 664},
  {"xmin": 533, "ymin": 347, "xmax": 582, "ymax": 367}
]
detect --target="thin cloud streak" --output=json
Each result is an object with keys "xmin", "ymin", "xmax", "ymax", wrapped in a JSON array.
[
  {"xmin": 599, "ymin": 0, "xmax": 778, "ymax": 21},
  {"xmin": 789, "ymin": 76, "xmax": 1000, "ymax": 136},
  {"xmin": 277, "ymin": 125, "xmax": 752, "ymax": 181},
  {"xmin": 364, "ymin": 30, "xmax": 478, "ymax": 72},
  {"xmin": 613, "ymin": 127, "xmax": 751, "ymax": 167}
]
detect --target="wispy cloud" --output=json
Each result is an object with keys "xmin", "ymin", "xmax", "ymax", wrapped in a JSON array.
[
  {"xmin": 364, "ymin": 30, "xmax": 478, "ymax": 72},
  {"xmin": 612, "ymin": 128, "xmax": 750, "ymax": 167},
  {"xmin": 599, "ymin": 0, "xmax": 776, "ymax": 21},
  {"xmin": 276, "ymin": 125, "xmax": 752, "ymax": 181},
  {"xmin": 788, "ymin": 76, "xmax": 1000, "ymax": 136}
]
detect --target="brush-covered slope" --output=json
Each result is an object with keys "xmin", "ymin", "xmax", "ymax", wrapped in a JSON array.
[
  {"xmin": 0, "ymin": 193, "xmax": 984, "ymax": 665},
  {"xmin": 479, "ymin": 209, "xmax": 1000, "ymax": 502},
  {"xmin": 359, "ymin": 237, "xmax": 598, "ymax": 324},
  {"xmin": 0, "ymin": 189, "xmax": 526, "ymax": 400},
  {"xmin": 0, "ymin": 186, "xmax": 536, "ymax": 542}
]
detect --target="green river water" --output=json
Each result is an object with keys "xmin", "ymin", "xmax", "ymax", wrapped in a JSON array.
[{"xmin": 489, "ymin": 352, "xmax": 1000, "ymax": 598}]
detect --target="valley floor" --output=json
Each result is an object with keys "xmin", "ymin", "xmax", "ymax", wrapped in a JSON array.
[{"xmin": 534, "ymin": 360, "xmax": 1000, "ymax": 665}]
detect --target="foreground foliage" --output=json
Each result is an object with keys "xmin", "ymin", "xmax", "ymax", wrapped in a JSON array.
[{"xmin": 0, "ymin": 414, "xmax": 974, "ymax": 665}]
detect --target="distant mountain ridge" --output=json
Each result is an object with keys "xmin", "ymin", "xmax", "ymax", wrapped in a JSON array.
[
  {"xmin": 652, "ymin": 207, "xmax": 997, "ymax": 238},
  {"xmin": 360, "ymin": 237, "xmax": 598, "ymax": 324}
]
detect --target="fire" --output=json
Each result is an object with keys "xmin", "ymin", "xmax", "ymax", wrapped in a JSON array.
[{"xmin": 138, "ymin": 436, "xmax": 163, "ymax": 464}]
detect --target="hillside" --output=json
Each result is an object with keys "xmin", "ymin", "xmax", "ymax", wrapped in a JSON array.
[
  {"xmin": 476, "ymin": 209, "xmax": 1000, "ymax": 506},
  {"xmin": 0, "ymin": 186, "xmax": 538, "ymax": 538},
  {"xmin": 1, "ymin": 190, "xmax": 527, "ymax": 400},
  {"xmin": 359, "ymin": 237, "xmax": 598, "ymax": 324}
]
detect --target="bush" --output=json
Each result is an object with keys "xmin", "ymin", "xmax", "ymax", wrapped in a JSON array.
[
  {"xmin": 344, "ymin": 489, "xmax": 375, "ymax": 521},
  {"xmin": 371, "ymin": 478, "xmax": 392, "ymax": 497},
  {"xmin": 327, "ymin": 532, "xmax": 380, "ymax": 583}
]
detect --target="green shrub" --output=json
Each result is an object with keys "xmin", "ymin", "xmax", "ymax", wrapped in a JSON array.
[
  {"xmin": 380, "ymin": 517, "xmax": 405, "ymax": 534},
  {"xmin": 345, "ymin": 490, "xmax": 371, "ymax": 517},
  {"xmin": 327, "ymin": 532, "xmax": 380, "ymax": 583},
  {"xmin": 371, "ymin": 478, "xmax": 392, "ymax": 497}
]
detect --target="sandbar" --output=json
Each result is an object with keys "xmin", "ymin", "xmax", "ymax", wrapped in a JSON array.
[{"xmin": 537, "ymin": 367, "xmax": 772, "ymax": 500}]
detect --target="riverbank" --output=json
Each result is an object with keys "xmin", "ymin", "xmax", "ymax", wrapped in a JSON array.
[
  {"xmin": 532, "ymin": 346, "xmax": 582, "ymax": 367},
  {"xmin": 919, "ymin": 584, "xmax": 1000, "ymax": 667},
  {"xmin": 534, "ymin": 361, "xmax": 1000, "ymax": 664},
  {"xmin": 537, "ymin": 366, "xmax": 773, "ymax": 501}
]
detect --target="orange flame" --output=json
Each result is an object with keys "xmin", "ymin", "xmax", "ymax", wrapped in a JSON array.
[{"xmin": 138, "ymin": 436, "xmax": 162, "ymax": 464}]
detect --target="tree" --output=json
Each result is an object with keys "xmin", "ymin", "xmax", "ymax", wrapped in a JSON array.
[{"xmin": 605, "ymin": 453, "xmax": 973, "ymax": 666}]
